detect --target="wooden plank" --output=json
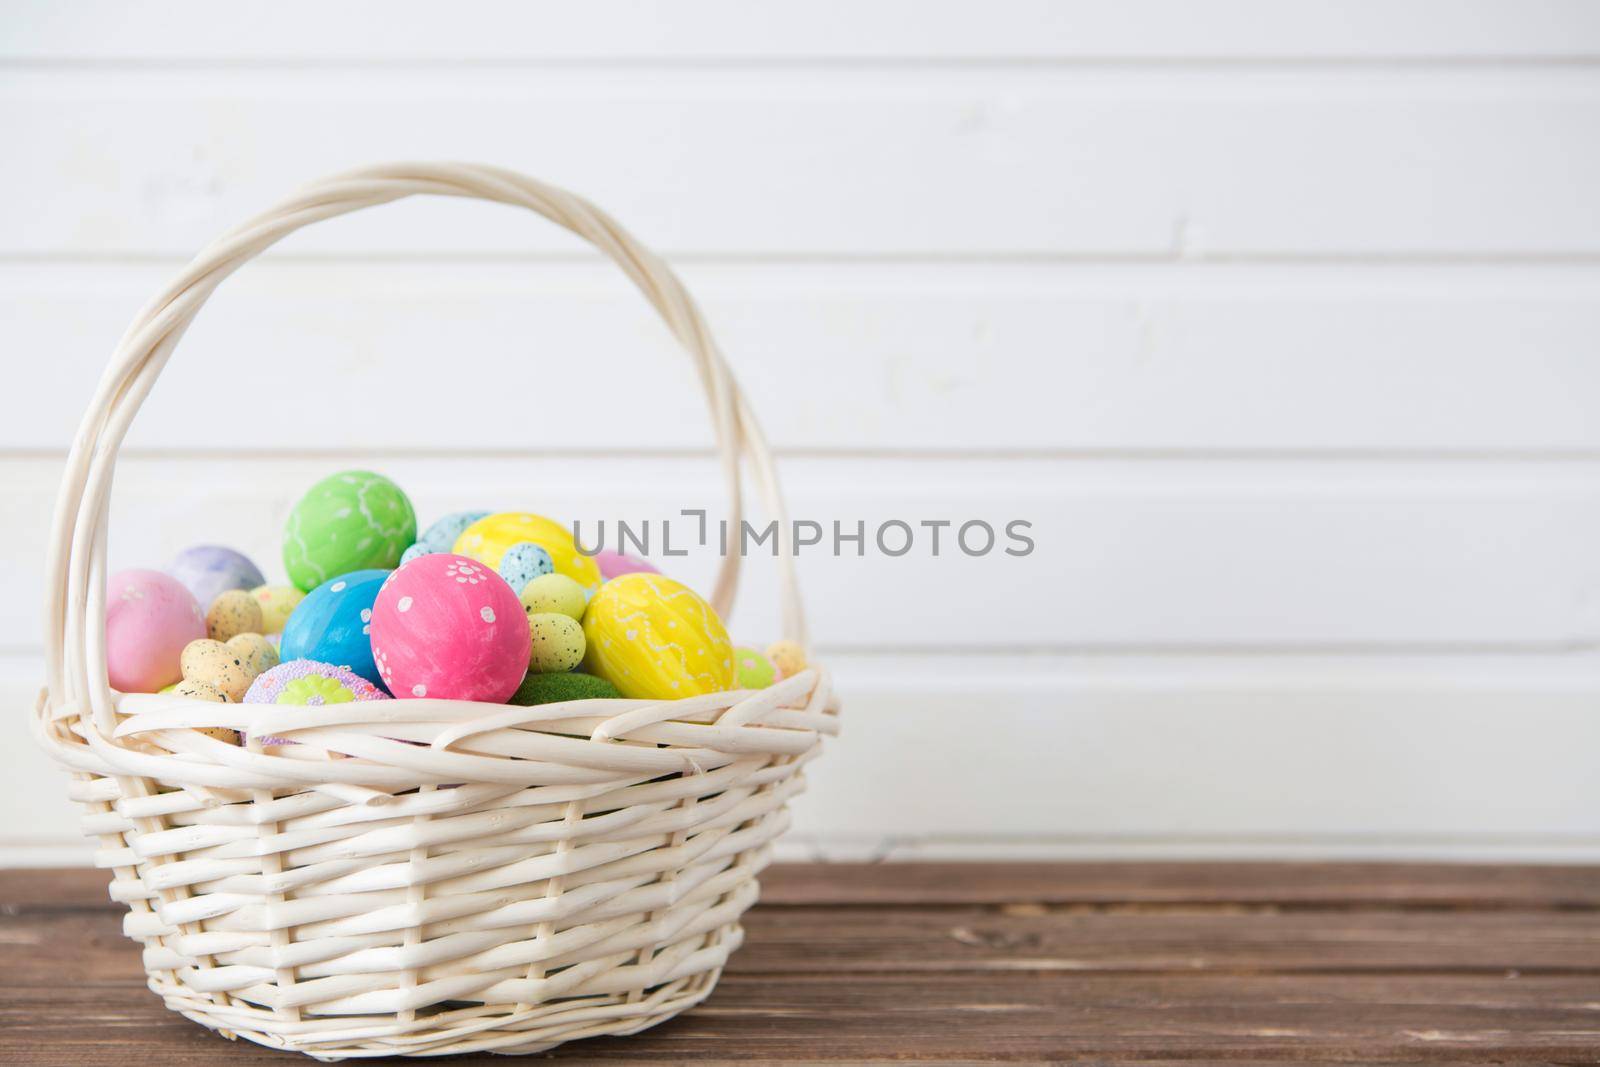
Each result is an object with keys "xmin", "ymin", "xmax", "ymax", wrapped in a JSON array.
[
  {"xmin": 10, "ymin": 862, "xmax": 1600, "ymax": 913},
  {"xmin": 6, "ymin": 0, "xmax": 1598, "ymax": 62},
  {"xmin": 5, "ymin": 68, "xmax": 1599, "ymax": 258},
  {"xmin": 6, "ymin": 456, "xmax": 1600, "ymax": 651},
  {"xmin": 2, "ymin": 969, "xmax": 1597, "ymax": 1062},
  {"xmin": 9, "ymin": 261, "xmax": 1600, "ymax": 454}
]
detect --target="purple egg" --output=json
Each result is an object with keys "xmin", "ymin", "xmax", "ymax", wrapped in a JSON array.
[
  {"xmin": 166, "ymin": 545, "xmax": 266, "ymax": 611},
  {"xmin": 593, "ymin": 549, "xmax": 660, "ymax": 580}
]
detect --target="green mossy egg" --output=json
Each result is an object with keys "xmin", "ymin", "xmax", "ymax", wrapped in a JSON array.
[
  {"xmin": 508, "ymin": 671, "xmax": 621, "ymax": 706},
  {"xmin": 283, "ymin": 470, "xmax": 416, "ymax": 592}
]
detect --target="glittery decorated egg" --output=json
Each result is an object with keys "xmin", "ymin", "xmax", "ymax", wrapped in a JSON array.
[
  {"xmin": 454, "ymin": 512, "xmax": 601, "ymax": 591},
  {"xmin": 249, "ymin": 585, "xmax": 304, "ymax": 635},
  {"xmin": 244, "ymin": 659, "xmax": 390, "ymax": 705},
  {"xmin": 280, "ymin": 569, "xmax": 389, "ymax": 689},
  {"xmin": 734, "ymin": 647, "xmax": 777, "ymax": 689},
  {"xmin": 165, "ymin": 546, "xmax": 265, "ymax": 614},
  {"xmin": 283, "ymin": 470, "xmax": 416, "ymax": 592},
  {"xmin": 519, "ymin": 573, "xmax": 588, "ymax": 621},
  {"xmin": 418, "ymin": 510, "xmax": 490, "ymax": 552},
  {"xmin": 226, "ymin": 632, "xmax": 279, "ymax": 676},
  {"xmin": 509, "ymin": 671, "xmax": 620, "ymax": 706},
  {"xmin": 527, "ymin": 612, "xmax": 585, "ymax": 673},
  {"xmin": 369, "ymin": 553, "xmax": 531, "ymax": 702},
  {"xmin": 593, "ymin": 549, "xmax": 660, "ymax": 580},
  {"xmin": 767, "ymin": 640, "xmax": 808, "ymax": 678},
  {"xmin": 105, "ymin": 569, "xmax": 206, "ymax": 693},
  {"xmin": 498, "ymin": 541, "xmax": 554, "ymax": 595},
  {"xmin": 206, "ymin": 589, "xmax": 263, "ymax": 642},
  {"xmin": 581, "ymin": 574, "xmax": 734, "ymax": 700},
  {"xmin": 180, "ymin": 638, "xmax": 257, "ymax": 702}
]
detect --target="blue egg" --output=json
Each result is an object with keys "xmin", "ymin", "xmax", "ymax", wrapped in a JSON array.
[
  {"xmin": 280, "ymin": 569, "xmax": 390, "ymax": 690},
  {"xmin": 418, "ymin": 510, "xmax": 491, "ymax": 552},
  {"xmin": 498, "ymin": 541, "xmax": 554, "ymax": 594},
  {"xmin": 399, "ymin": 542, "xmax": 435, "ymax": 567}
]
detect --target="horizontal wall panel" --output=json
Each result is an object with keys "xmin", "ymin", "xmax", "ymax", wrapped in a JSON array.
[
  {"xmin": 9, "ymin": 651, "xmax": 1599, "ymax": 866},
  {"xmin": 4, "ymin": 1, "xmax": 1597, "ymax": 62},
  {"xmin": 6, "ymin": 455, "xmax": 1598, "ymax": 651},
  {"xmin": 7, "ymin": 261, "xmax": 1600, "ymax": 453},
  {"xmin": 5, "ymin": 68, "xmax": 1599, "ymax": 258}
]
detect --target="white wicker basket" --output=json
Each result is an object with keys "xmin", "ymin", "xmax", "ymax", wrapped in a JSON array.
[{"xmin": 32, "ymin": 162, "xmax": 840, "ymax": 1059}]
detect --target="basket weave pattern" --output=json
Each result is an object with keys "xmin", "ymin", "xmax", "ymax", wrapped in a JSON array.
[{"xmin": 33, "ymin": 163, "xmax": 840, "ymax": 1058}]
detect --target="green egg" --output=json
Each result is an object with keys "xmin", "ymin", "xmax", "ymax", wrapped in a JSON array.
[
  {"xmin": 527, "ymin": 612, "xmax": 586, "ymax": 673},
  {"xmin": 733, "ymin": 646, "xmax": 777, "ymax": 689},
  {"xmin": 519, "ymin": 573, "xmax": 587, "ymax": 621},
  {"xmin": 508, "ymin": 671, "xmax": 621, "ymax": 706},
  {"xmin": 283, "ymin": 470, "xmax": 416, "ymax": 592}
]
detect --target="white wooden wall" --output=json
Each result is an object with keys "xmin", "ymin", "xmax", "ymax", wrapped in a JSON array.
[{"xmin": 3, "ymin": 1, "xmax": 1599, "ymax": 864}]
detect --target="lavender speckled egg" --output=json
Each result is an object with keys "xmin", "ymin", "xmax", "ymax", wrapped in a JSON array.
[
  {"xmin": 243, "ymin": 659, "xmax": 390, "ymax": 705},
  {"xmin": 593, "ymin": 549, "xmax": 660, "ymax": 580},
  {"xmin": 105, "ymin": 569, "xmax": 206, "ymax": 693},
  {"xmin": 369, "ymin": 553, "xmax": 530, "ymax": 703},
  {"xmin": 166, "ymin": 546, "xmax": 265, "ymax": 614},
  {"xmin": 280, "ymin": 570, "xmax": 389, "ymax": 689},
  {"xmin": 498, "ymin": 541, "xmax": 554, "ymax": 595}
]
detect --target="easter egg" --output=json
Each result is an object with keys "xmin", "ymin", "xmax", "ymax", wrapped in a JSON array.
[
  {"xmin": 594, "ymin": 549, "xmax": 660, "ymax": 580},
  {"xmin": 180, "ymin": 638, "xmax": 257, "ymax": 702},
  {"xmin": 767, "ymin": 640, "xmax": 808, "ymax": 678},
  {"xmin": 165, "ymin": 546, "xmax": 265, "ymax": 614},
  {"xmin": 418, "ymin": 510, "xmax": 490, "ymax": 552},
  {"xmin": 206, "ymin": 589, "xmax": 263, "ymax": 642},
  {"xmin": 170, "ymin": 679, "xmax": 240, "ymax": 743},
  {"xmin": 244, "ymin": 659, "xmax": 390, "ymax": 705},
  {"xmin": 454, "ymin": 512, "xmax": 601, "ymax": 591},
  {"xmin": 399, "ymin": 542, "xmax": 435, "ymax": 567},
  {"xmin": 249, "ymin": 584, "xmax": 304, "ymax": 634},
  {"xmin": 226, "ymin": 632, "xmax": 279, "ymax": 676},
  {"xmin": 283, "ymin": 470, "xmax": 416, "ymax": 592},
  {"xmin": 498, "ymin": 541, "xmax": 554, "ymax": 595},
  {"xmin": 519, "ymin": 573, "xmax": 587, "ymax": 621},
  {"xmin": 527, "ymin": 612, "xmax": 585, "ymax": 673},
  {"xmin": 509, "ymin": 671, "xmax": 621, "ymax": 706},
  {"xmin": 280, "ymin": 569, "xmax": 388, "ymax": 689},
  {"xmin": 105, "ymin": 569, "xmax": 206, "ymax": 693},
  {"xmin": 369, "ymin": 553, "xmax": 530, "ymax": 702},
  {"xmin": 733, "ymin": 647, "xmax": 777, "ymax": 689},
  {"xmin": 581, "ymin": 574, "xmax": 734, "ymax": 700}
]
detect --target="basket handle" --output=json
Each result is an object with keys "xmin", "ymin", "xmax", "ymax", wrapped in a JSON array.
[{"xmin": 43, "ymin": 162, "xmax": 807, "ymax": 731}]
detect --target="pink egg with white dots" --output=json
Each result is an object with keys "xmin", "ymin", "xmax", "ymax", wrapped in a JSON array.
[{"xmin": 368, "ymin": 553, "xmax": 530, "ymax": 703}]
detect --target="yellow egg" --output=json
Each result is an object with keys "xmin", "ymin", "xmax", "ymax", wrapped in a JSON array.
[
  {"xmin": 250, "ymin": 584, "xmax": 305, "ymax": 634},
  {"xmin": 527, "ymin": 612, "xmax": 586, "ymax": 673},
  {"xmin": 226, "ymin": 632, "xmax": 280, "ymax": 676},
  {"xmin": 453, "ymin": 512, "xmax": 602, "ymax": 591},
  {"xmin": 581, "ymin": 574, "xmax": 734, "ymax": 700},
  {"xmin": 181, "ymin": 638, "xmax": 257, "ymax": 702},
  {"xmin": 766, "ymin": 639, "xmax": 808, "ymax": 678}
]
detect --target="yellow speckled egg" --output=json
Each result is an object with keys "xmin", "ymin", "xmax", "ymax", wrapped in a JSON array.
[
  {"xmin": 206, "ymin": 589, "xmax": 263, "ymax": 643},
  {"xmin": 180, "ymin": 638, "xmax": 257, "ymax": 702},
  {"xmin": 250, "ymin": 584, "xmax": 304, "ymax": 634},
  {"xmin": 528, "ymin": 612, "xmax": 586, "ymax": 673},
  {"xmin": 453, "ymin": 512, "xmax": 602, "ymax": 591},
  {"xmin": 226, "ymin": 632, "xmax": 280, "ymax": 676},
  {"xmin": 766, "ymin": 639, "xmax": 808, "ymax": 678},
  {"xmin": 520, "ymin": 573, "xmax": 588, "ymax": 621},
  {"xmin": 171, "ymin": 679, "xmax": 240, "ymax": 743},
  {"xmin": 581, "ymin": 574, "xmax": 734, "ymax": 700}
]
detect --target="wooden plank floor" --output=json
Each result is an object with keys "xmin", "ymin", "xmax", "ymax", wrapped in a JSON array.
[{"xmin": 4, "ymin": 863, "xmax": 1600, "ymax": 1064}]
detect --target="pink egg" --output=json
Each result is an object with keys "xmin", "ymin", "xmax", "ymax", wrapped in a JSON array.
[
  {"xmin": 369, "ymin": 553, "xmax": 530, "ymax": 703},
  {"xmin": 593, "ymin": 549, "xmax": 660, "ymax": 580},
  {"xmin": 105, "ymin": 569, "xmax": 206, "ymax": 693}
]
